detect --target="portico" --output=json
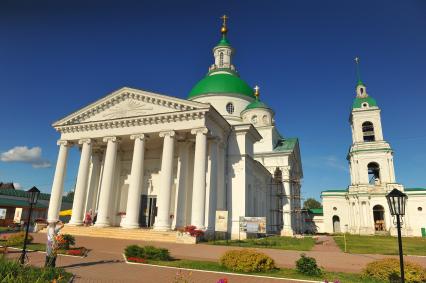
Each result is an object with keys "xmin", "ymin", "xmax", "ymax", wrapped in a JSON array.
[{"xmin": 47, "ymin": 88, "xmax": 230, "ymax": 232}]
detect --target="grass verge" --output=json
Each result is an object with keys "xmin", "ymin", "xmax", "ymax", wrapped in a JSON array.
[
  {"xmin": 206, "ymin": 236, "xmax": 315, "ymax": 251},
  {"xmin": 334, "ymin": 234, "xmax": 426, "ymax": 256},
  {"xmin": 126, "ymin": 257, "xmax": 385, "ymax": 283}
]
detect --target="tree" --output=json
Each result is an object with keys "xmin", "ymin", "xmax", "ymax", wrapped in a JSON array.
[{"xmin": 303, "ymin": 198, "xmax": 322, "ymax": 209}]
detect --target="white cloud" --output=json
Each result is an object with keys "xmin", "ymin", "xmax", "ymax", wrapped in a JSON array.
[{"xmin": 1, "ymin": 146, "xmax": 51, "ymax": 168}]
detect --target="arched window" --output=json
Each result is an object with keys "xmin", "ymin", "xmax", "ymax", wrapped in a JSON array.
[
  {"xmin": 219, "ymin": 52, "xmax": 224, "ymax": 67},
  {"xmin": 251, "ymin": 115, "xmax": 258, "ymax": 124},
  {"xmin": 368, "ymin": 162, "xmax": 380, "ymax": 185},
  {"xmin": 226, "ymin": 102, "xmax": 234, "ymax": 114},
  {"xmin": 362, "ymin": 121, "xmax": 375, "ymax": 142}
]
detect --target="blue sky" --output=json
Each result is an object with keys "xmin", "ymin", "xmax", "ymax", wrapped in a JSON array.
[{"xmin": 0, "ymin": 1, "xmax": 425, "ymax": 201}]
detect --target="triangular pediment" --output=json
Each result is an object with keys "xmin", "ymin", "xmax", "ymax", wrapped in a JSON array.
[{"xmin": 53, "ymin": 87, "xmax": 209, "ymax": 126}]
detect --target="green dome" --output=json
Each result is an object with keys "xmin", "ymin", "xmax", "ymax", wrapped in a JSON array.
[
  {"xmin": 352, "ymin": 96, "xmax": 378, "ymax": 109},
  {"xmin": 188, "ymin": 73, "xmax": 255, "ymax": 99},
  {"xmin": 245, "ymin": 100, "xmax": 271, "ymax": 111}
]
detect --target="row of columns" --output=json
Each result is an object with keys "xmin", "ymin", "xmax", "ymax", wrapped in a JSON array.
[{"xmin": 47, "ymin": 128, "xmax": 213, "ymax": 232}]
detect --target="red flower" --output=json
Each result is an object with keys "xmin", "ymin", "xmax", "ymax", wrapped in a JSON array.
[
  {"xmin": 127, "ymin": 257, "xmax": 146, "ymax": 263},
  {"xmin": 67, "ymin": 249, "xmax": 84, "ymax": 256}
]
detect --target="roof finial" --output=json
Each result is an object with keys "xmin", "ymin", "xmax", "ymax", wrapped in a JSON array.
[
  {"xmin": 220, "ymin": 15, "xmax": 228, "ymax": 36},
  {"xmin": 354, "ymin": 56, "xmax": 364, "ymax": 86},
  {"xmin": 254, "ymin": 85, "xmax": 260, "ymax": 100}
]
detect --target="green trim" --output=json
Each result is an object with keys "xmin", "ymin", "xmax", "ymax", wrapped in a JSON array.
[
  {"xmin": 308, "ymin": 208, "xmax": 323, "ymax": 215},
  {"xmin": 0, "ymin": 198, "xmax": 47, "ymax": 208},
  {"xmin": 0, "ymin": 189, "xmax": 73, "ymax": 203},
  {"xmin": 321, "ymin": 194, "xmax": 347, "ymax": 197},
  {"xmin": 322, "ymin": 189, "xmax": 347, "ymax": 192},
  {"xmin": 188, "ymin": 73, "xmax": 255, "ymax": 99},
  {"xmin": 352, "ymin": 96, "xmax": 378, "ymax": 109},
  {"xmin": 349, "ymin": 148, "xmax": 392, "ymax": 154}
]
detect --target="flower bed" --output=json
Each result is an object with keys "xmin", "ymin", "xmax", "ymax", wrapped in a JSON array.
[
  {"xmin": 63, "ymin": 247, "xmax": 89, "ymax": 257},
  {"xmin": 127, "ymin": 256, "xmax": 146, "ymax": 263}
]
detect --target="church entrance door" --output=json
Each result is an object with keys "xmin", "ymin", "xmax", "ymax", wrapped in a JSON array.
[
  {"xmin": 332, "ymin": 215, "xmax": 341, "ymax": 233},
  {"xmin": 373, "ymin": 205, "xmax": 385, "ymax": 231},
  {"xmin": 140, "ymin": 195, "xmax": 157, "ymax": 228}
]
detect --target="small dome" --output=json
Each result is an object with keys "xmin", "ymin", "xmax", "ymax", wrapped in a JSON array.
[
  {"xmin": 352, "ymin": 97, "xmax": 377, "ymax": 109},
  {"xmin": 188, "ymin": 73, "xmax": 255, "ymax": 99},
  {"xmin": 244, "ymin": 100, "xmax": 271, "ymax": 111}
]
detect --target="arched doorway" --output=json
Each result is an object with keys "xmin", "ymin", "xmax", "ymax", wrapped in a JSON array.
[
  {"xmin": 332, "ymin": 215, "xmax": 341, "ymax": 233},
  {"xmin": 373, "ymin": 205, "xmax": 385, "ymax": 231}
]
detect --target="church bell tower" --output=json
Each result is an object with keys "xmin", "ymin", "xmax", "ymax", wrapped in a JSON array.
[{"xmin": 347, "ymin": 58, "xmax": 402, "ymax": 192}]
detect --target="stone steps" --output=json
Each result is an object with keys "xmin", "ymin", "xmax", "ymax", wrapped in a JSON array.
[{"xmin": 39, "ymin": 226, "xmax": 178, "ymax": 243}]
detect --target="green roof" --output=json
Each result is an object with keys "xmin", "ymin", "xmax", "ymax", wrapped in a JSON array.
[
  {"xmin": 352, "ymin": 96, "xmax": 378, "ymax": 109},
  {"xmin": 308, "ymin": 208, "xmax": 323, "ymax": 215},
  {"xmin": 405, "ymin": 188, "xmax": 426, "ymax": 192},
  {"xmin": 244, "ymin": 100, "xmax": 271, "ymax": 111},
  {"xmin": 216, "ymin": 36, "xmax": 230, "ymax": 47},
  {"xmin": 274, "ymin": 138, "xmax": 298, "ymax": 152},
  {"xmin": 188, "ymin": 73, "xmax": 255, "ymax": 99},
  {"xmin": 0, "ymin": 189, "xmax": 73, "ymax": 203},
  {"xmin": 0, "ymin": 198, "xmax": 47, "ymax": 209}
]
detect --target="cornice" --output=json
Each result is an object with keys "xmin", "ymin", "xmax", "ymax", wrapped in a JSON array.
[{"xmin": 54, "ymin": 108, "xmax": 209, "ymax": 134}]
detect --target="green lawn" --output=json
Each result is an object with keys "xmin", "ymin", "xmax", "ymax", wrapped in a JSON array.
[
  {"xmin": 334, "ymin": 234, "xmax": 426, "ymax": 256},
  {"xmin": 206, "ymin": 236, "xmax": 315, "ymax": 251},
  {"xmin": 137, "ymin": 258, "xmax": 385, "ymax": 283}
]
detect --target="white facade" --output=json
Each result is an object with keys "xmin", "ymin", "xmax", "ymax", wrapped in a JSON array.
[
  {"xmin": 321, "ymin": 83, "xmax": 426, "ymax": 237},
  {"xmin": 46, "ymin": 23, "xmax": 303, "ymax": 239}
]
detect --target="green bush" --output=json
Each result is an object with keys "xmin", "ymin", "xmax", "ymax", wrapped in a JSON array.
[
  {"xmin": 295, "ymin": 253, "xmax": 322, "ymax": 276},
  {"xmin": 124, "ymin": 245, "xmax": 171, "ymax": 261},
  {"xmin": 5, "ymin": 232, "xmax": 33, "ymax": 247},
  {"xmin": 0, "ymin": 256, "xmax": 71, "ymax": 282},
  {"xmin": 219, "ymin": 249, "xmax": 276, "ymax": 272},
  {"xmin": 363, "ymin": 258, "xmax": 426, "ymax": 283}
]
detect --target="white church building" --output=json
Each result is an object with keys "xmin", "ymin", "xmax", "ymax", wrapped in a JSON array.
[
  {"xmin": 46, "ymin": 19, "xmax": 303, "ymax": 239},
  {"xmin": 321, "ymin": 76, "xmax": 426, "ymax": 237}
]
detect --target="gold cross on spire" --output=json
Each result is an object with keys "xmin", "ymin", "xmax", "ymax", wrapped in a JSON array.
[
  {"xmin": 354, "ymin": 57, "xmax": 360, "ymax": 65},
  {"xmin": 254, "ymin": 85, "xmax": 260, "ymax": 99},
  {"xmin": 221, "ymin": 15, "xmax": 228, "ymax": 27}
]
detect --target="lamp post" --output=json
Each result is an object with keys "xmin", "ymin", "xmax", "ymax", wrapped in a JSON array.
[
  {"xmin": 386, "ymin": 188, "xmax": 408, "ymax": 283},
  {"xmin": 19, "ymin": 186, "xmax": 40, "ymax": 264}
]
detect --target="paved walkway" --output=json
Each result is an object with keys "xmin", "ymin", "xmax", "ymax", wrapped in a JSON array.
[{"xmin": 12, "ymin": 233, "xmax": 425, "ymax": 282}]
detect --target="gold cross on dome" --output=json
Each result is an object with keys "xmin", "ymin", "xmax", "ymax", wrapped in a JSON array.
[{"xmin": 221, "ymin": 15, "xmax": 228, "ymax": 26}]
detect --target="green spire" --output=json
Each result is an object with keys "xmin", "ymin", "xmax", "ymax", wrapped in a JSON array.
[{"xmin": 354, "ymin": 57, "xmax": 365, "ymax": 86}]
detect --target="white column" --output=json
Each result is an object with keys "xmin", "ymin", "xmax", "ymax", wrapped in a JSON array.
[
  {"xmin": 122, "ymin": 134, "xmax": 146, "ymax": 229},
  {"xmin": 216, "ymin": 142, "xmax": 226, "ymax": 210},
  {"xmin": 154, "ymin": 131, "xmax": 175, "ymax": 231},
  {"xmin": 84, "ymin": 151, "xmax": 102, "ymax": 214},
  {"xmin": 174, "ymin": 141, "xmax": 191, "ymax": 229},
  {"xmin": 69, "ymin": 139, "xmax": 92, "ymax": 225},
  {"xmin": 205, "ymin": 138, "xmax": 218, "ymax": 231},
  {"xmin": 94, "ymin": 137, "xmax": 119, "ymax": 227},
  {"xmin": 281, "ymin": 167, "xmax": 293, "ymax": 236},
  {"xmin": 191, "ymin": 128, "xmax": 208, "ymax": 230},
  {"xmin": 47, "ymin": 140, "xmax": 70, "ymax": 223}
]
